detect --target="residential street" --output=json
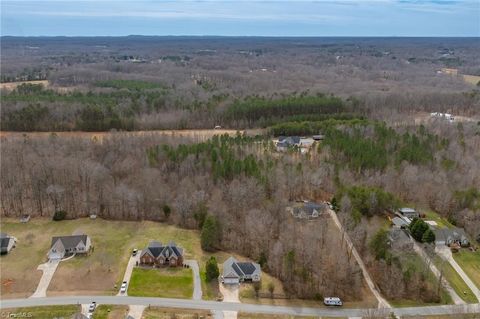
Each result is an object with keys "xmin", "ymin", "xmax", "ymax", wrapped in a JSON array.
[
  {"xmin": 30, "ymin": 259, "xmax": 60, "ymax": 298},
  {"xmin": 185, "ymin": 259, "xmax": 202, "ymax": 300},
  {"xmin": 412, "ymin": 242, "xmax": 464, "ymax": 305},
  {"xmin": 327, "ymin": 208, "xmax": 391, "ymax": 308},
  {"xmin": 1, "ymin": 295, "xmax": 479, "ymax": 317},
  {"xmin": 436, "ymin": 246, "xmax": 480, "ymax": 302}
]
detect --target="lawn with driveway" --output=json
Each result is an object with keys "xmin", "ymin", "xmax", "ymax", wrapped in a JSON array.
[
  {"xmin": 128, "ymin": 267, "xmax": 193, "ymax": 298},
  {"xmin": 453, "ymin": 250, "xmax": 480, "ymax": 289}
]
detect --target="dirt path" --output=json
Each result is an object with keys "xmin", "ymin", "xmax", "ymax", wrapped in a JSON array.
[
  {"xmin": 436, "ymin": 246, "xmax": 480, "ymax": 302},
  {"xmin": 327, "ymin": 208, "xmax": 391, "ymax": 309}
]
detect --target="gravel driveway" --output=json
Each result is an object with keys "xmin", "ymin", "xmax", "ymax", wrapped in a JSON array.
[
  {"xmin": 217, "ymin": 283, "xmax": 239, "ymax": 319},
  {"xmin": 185, "ymin": 259, "xmax": 202, "ymax": 300}
]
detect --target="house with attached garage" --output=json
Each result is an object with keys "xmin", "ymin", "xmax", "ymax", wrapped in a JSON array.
[
  {"xmin": 0, "ymin": 233, "xmax": 16, "ymax": 255},
  {"xmin": 139, "ymin": 241, "xmax": 184, "ymax": 267},
  {"xmin": 48, "ymin": 234, "xmax": 91, "ymax": 260},
  {"xmin": 434, "ymin": 227, "xmax": 470, "ymax": 247},
  {"xmin": 221, "ymin": 256, "xmax": 261, "ymax": 284}
]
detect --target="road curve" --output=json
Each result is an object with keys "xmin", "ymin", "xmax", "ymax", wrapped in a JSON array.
[{"xmin": 1, "ymin": 296, "xmax": 479, "ymax": 317}]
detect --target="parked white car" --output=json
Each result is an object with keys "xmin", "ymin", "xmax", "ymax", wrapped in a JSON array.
[
  {"xmin": 324, "ymin": 297, "xmax": 342, "ymax": 306},
  {"xmin": 88, "ymin": 301, "xmax": 96, "ymax": 312},
  {"xmin": 120, "ymin": 281, "xmax": 128, "ymax": 293}
]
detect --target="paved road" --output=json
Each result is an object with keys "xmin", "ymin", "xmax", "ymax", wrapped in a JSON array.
[
  {"xmin": 436, "ymin": 246, "xmax": 480, "ymax": 303},
  {"xmin": 412, "ymin": 242, "xmax": 464, "ymax": 305},
  {"xmin": 30, "ymin": 260, "xmax": 60, "ymax": 298},
  {"xmin": 185, "ymin": 259, "xmax": 202, "ymax": 300},
  {"xmin": 327, "ymin": 208, "xmax": 391, "ymax": 308},
  {"xmin": 1, "ymin": 295, "xmax": 479, "ymax": 317}
]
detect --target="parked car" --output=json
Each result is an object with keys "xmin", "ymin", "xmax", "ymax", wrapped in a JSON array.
[
  {"xmin": 324, "ymin": 297, "xmax": 342, "ymax": 306},
  {"xmin": 132, "ymin": 248, "xmax": 138, "ymax": 256},
  {"xmin": 88, "ymin": 301, "xmax": 96, "ymax": 312},
  {"xmin": 214, "ymin": 125, "xmax": 222, "ymax": 129},
  {"xmin": 120, "ymin": 281, "xmax": 127, "ymax": 293}
]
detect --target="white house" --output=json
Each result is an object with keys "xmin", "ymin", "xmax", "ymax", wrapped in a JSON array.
[{"xmin": 48, "ymin": 235, "xmax": 91, "ymax": 260}]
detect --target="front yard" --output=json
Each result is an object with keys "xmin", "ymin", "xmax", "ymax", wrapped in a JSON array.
[
  {"xmin": 128, "ymin": 267, "xmax": 193, "ymax": 298},
  {"xmin": 453, "ymin": 250, "xmax": 480, "ymax": 289},
  {"xmin": 431, "ymin": 255, "xmax": 477, "ymax": 304},
  {"xmin": 1, "ymin": 305, "xmax": 80, "ymax": 319}
]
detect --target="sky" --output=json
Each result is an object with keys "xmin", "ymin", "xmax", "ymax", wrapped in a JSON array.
[{"xmin": 1, "ymin": 0, "xmax": 479, "ymax": 37}]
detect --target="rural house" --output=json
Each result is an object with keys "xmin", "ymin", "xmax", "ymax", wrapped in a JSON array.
[
  {"xmin": 0, "ymin": 233, "xmax": 15, "ymax": 254},
  {"xmin": 434, "ymin": 227, "xmax": 470, "ymax": 247},
  {"xmin": 398, "ymin": 207, "xmax": 420, "ymax": 220},
  {"xmin": 48, "ymin": 235, "xmax": 91, "ymax": 260},
  {"xmin": 221, "ymin": 256, "xmax": 261, "ymax": 284},
  {"xmin": 388, "ymin": 229, "xmax": 413, "ymax": 251},
  {"xmin": 139, "ymin": 241, "xmax": 184, "ymax": 267},
  {"xmin": 287, "ymin": 201, "xmax": 326, "ymax": 219},
  {"xmin": 276, "ymin": 136, "xmax": 301, "ymax": 151}
]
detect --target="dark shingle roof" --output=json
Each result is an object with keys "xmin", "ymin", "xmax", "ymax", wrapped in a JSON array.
[
  {"xmin": 1, "ymin": 237, "xmax": 12, "ymax": 249},
  {"xmin": 232, "ymin": 262, "xmax": 244, "ymax": 276},
  {"xmin": 237, "ymin": 262, "xmax": 256, "ymax": 275},
  {"xmin": 145, "ymin": 241, "xmax": 183, "ymax": 258},
  {"xmin": 51, "ymin": 235, "xmax": 88, "ymax": 250}
]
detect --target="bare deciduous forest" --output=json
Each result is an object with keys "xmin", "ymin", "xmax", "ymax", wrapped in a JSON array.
[{"xmin": 1, "ymin": 36, "xmax": 479, "ymax": 303}]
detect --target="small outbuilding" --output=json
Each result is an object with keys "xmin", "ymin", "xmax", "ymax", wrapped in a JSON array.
[
  {"xmin": 0, "ymin": 233, "xmax": 15, "ymax": 254},
  {"xmin": 398, "ymin": 208, "xmax": 420, "ymax": 220}
]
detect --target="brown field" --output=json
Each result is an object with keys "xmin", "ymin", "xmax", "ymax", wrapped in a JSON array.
[
  {"xmin": 463, "ymin": 74, "xmax": 480, "ymax": 86},
  {"xmin": 0, "ymin": 129, "xmax": 264, "ymax": 143},
  {"xmin": 0, "ymin": 80, "xmax": 49, "ymax": 91}
]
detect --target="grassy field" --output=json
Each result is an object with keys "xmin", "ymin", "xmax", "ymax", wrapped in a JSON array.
[
  {"xmin": 142, "ymin": 307, "xmax": 211, "ymax": 319},
  {"xmin": 453, "ymin": 250, "xmax": 480, "ymax": 290},
  {"xmin": 432, "ymin": 255, "xmax": 477, "ymax": 303},
  {"xmin": 0, "ymin": 217, "xmax": 225, "ymax": 297},
  {"xmin": 128, "ymin": 267, "xmax": 193, "ymax": 298},
  {"xmin": 238, "ymin": 314, "xmax": 323, "ymax": 319},
  {"xmin": 92, "ymin": 305, "xmax": 129, "ymax": 319},
  {"xmin": 1, "ymin": 305, "xmax": 80, "ymax": 319}
]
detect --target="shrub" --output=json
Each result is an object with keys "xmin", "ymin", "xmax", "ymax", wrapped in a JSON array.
[
  {"xmin": 205, "ymin": 256, "xmax": 220, "ymax": 282},
  {"xmin": 52, "ymin": 210, "xmax": 67, "ymax": 221}
]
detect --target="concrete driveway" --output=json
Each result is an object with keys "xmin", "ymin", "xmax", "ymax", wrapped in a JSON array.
[
  {"xmin": 436, "ymin": 246, "xmax": 480, "ymax": 302},
  {"xmin": 126, "ymin": 305, "xmax": 146, "ymax": 319},
  {"xmin": 30, "ymin": 259, "xmax": 60, "ymax": 298},
  {"xmin": 185, "ymin": 259, "xmax": 202, "ymax": 300},
  {"xmin": 117, "ymin": 253, "xmax": 141, "ymax": 296},
  {"xmin": 217, "ymin": 283, "xmax": 239, "ymax": 319}
]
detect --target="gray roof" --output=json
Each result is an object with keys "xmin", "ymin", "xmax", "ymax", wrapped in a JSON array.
[
  {"xmin": 434, "ymin": 227, "xmax": 469, "ymax": 242},
  {"xmin": 392, "ymin": 217, "xmax": 409, "ymax": 227},
  {"xmin": 0, "ymin": 233, "xmax": 9, "ymax": 238},
  {"xmin": 223, "ymin": 256, "xmax": 261, "ymax": 278},
  {"xmin": 292, "ymin": 202, "xmax": 326, "ymax": 217},
  {"xmin": 1, "ymin": 237, "xmax": 13, "ymax": 251},
  {"xmin": 278, "ymin": 136, "xmax": 301, "ymax": 146},
  {"xmin": 51, "ymin": 235, "xmax": 88, "ymax": 250},
  {"xmin": 142, "ymin": 241, "xmax": 183, "ymax": 259},
  {"xmin": 399, "ymin": 207, "xmax": 417, "ymax": 214}
]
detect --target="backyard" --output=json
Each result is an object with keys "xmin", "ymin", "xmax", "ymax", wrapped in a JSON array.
[{"xmin": 128, "ymin": 267, "xmax": 193, "ymax": 298}]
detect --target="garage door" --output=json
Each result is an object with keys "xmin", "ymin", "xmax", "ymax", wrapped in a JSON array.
[{"xmin": 224, "ymin": 278, "xmax": 239, "ymax": 285}]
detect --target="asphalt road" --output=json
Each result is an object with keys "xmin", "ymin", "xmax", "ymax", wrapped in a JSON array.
[{"xmin": 1, "ymin": 296, "xmax": 479, "ymax": 317}]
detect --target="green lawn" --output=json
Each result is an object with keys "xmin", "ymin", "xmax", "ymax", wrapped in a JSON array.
[
  {"xmin": 423, "ymin": 211, "xmax": 453, "ymax": 229},
  {"xmin": 128, "ymin": 267, "xmax": 193, "ymax": 298},
  {"xmin": 142, "ymin": 307, "xmax": 210, "ymax": 319},
  {"xmin": 432, "ymin": 256, "xmax": 477, "ymax": 303},
  {"xmin": 453, "ymin": 250, "xmax": 480, "ymax": 290},
  {"xmin": 92, "ymin": 305, "xmax": 129, "ymax": 319},
  {"xmin": 1, "ymin": 305, "xmax": 80, "ymax": 319}
]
